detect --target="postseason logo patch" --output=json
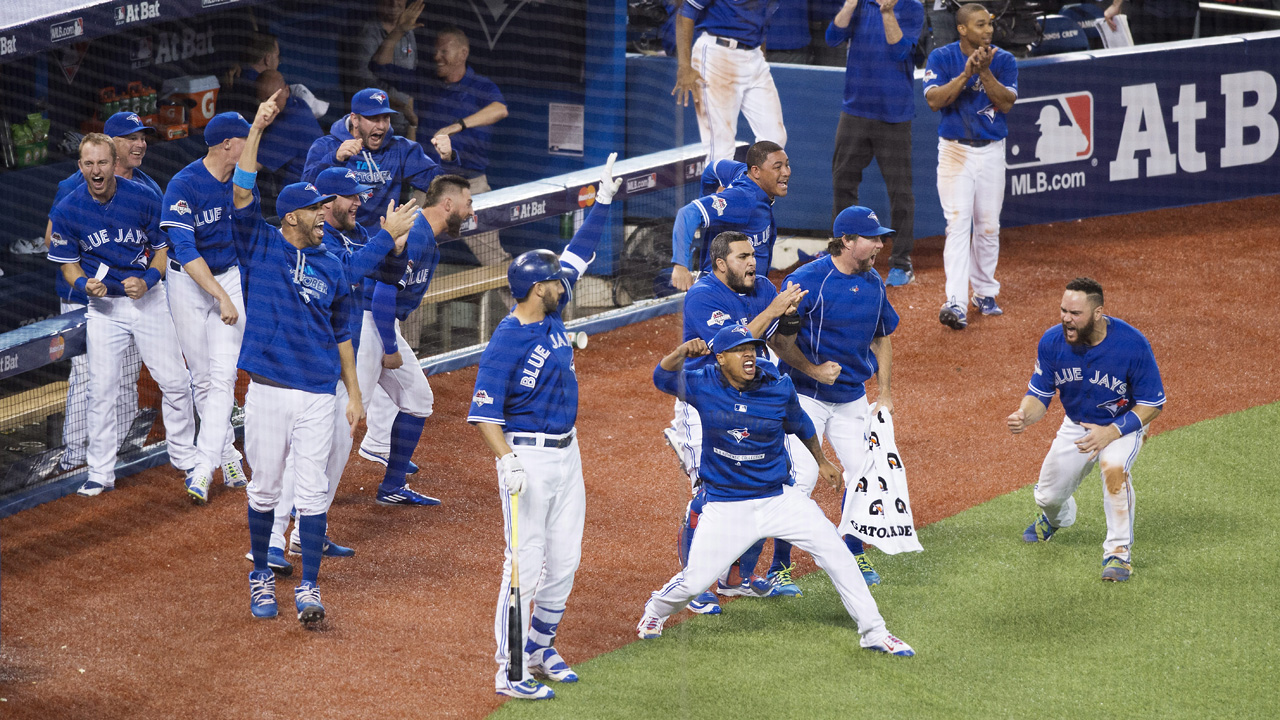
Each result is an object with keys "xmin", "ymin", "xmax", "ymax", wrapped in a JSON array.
[
  {"xmin": 472, "ymin": 390, "xmax": 494, "ymax": 406},
  {"xmin": 711, "ymin": 196, "xmax": 727, "ymax": 216},
  {"xmin": 169, "ymin": 200, "xmax": 191, "ymax": 216},
  {"xmin": 707, "ymin": 310, "xmax": 731, "ymax": 327}
]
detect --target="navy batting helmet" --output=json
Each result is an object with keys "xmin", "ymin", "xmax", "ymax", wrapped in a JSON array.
[{"xmin": 508, "ymin": 249, "xmax": 568, "ymax": 300}]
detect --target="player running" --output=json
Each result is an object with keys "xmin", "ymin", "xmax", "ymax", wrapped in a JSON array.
[{"xmin": 1007, "ymin": 277, "xmax": 1165, "ymax": 582}]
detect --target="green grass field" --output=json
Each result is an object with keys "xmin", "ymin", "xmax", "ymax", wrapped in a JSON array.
[{"xmin": 492, "ymin": 403, "xmax": 1280, "ymax": 719}]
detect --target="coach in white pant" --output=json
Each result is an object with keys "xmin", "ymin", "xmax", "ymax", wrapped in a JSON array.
[{"xmin": 923, "ymin": 3, "xmax": 1018, "ymax": 331}]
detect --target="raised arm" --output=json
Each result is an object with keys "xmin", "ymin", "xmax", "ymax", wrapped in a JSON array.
[{"xmin": 234, "ymin": 90, "xmax": 282, "ymax": 209}]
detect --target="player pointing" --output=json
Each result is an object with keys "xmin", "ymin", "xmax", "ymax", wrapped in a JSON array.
[
  {"xmin": 469, "ymin": 153, "xmax": 622, "ymax": 701},
  {"xmin": 1007, "ymin": 278, "xmax": 1165, "ymax": 582}
]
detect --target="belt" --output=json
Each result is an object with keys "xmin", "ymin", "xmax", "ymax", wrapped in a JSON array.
[
  {"xmin": 713, "ymin": 36, "xmax": 756, "ymax": 51},
  {"xmin": 947, "ymin": 138, "xmax": 995, "ymax": 148},
  {"xmin": 169, "ymin": 259, "xmax": 231, "ymax": 275},
  {"xmin": 510, "ymin": 430, "xmax": 576, "ymax": 449},
  {"xmin": 248, "ymin": 373, "xmax": 290, "ymax": 389}
]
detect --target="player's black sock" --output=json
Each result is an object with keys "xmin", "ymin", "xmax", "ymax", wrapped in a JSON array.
[
  {"xmin": 298, "ymin": 511, "xmax": 327, "ymax": 585},
  {"xmin": 382, "ymin": 412, "xmax": 425, "ymax": 490},
  {"xmin": 843, "ymin": 534, "xmax": 865, "ymax": 555},
  {"xmin": 247, "ymin": 505, "xmax": 275, "ymax": 573},
  {"xmin": 770, "ymin": 539, "xmax": 794, "ymax": 573}
]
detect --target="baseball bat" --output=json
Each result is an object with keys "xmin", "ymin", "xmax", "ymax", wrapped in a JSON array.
[{"xmin": 507, "ymin": 492, "xmax": 522, "ymax": 682}]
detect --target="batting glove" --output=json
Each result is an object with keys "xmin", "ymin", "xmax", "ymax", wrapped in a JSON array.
[
  {"xmin": 500, "ymin": 452, "xmax": 527, "ymax": 494},
  {"xmin": 596, "ymin": 152, "xmax": 623, "ymax": 205}
]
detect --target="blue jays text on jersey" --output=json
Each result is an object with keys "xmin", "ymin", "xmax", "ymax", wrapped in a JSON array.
[
  {"xmin": 162, "ymin": 158, "xmax": 256, "ymax": 274},
  {"xmin": 780, "ymin": 254, "xmax": 899, "ymax": 404},
  {"xmin": 48, "ymin": 179, "xmax": 165, "ymax": 296},
  {"xmin": 51, "ymin": 171, "xmax": 162, "ymax": 303},
  {"xmin": 923, "ymin": 41, "xmax": 1019, "ymax": 141},
  {"xmin": 673, "ymin": 171, "xmax": 778, "ymax": 274},
  {"xmin": 466, "ymin": 201, "xmax": 611, "ymax": 435},
  {"xmin": 231, "ymin": 195, "xmax": 353, "ymax": 395},
  {"xmin": 1026, "ymin": 316, "xmax": 1165, "ymax": 426},
  {"xmin": 682, "ymin": 271, "xmax": 779, "ymax": 371},
  {"xmin": 654, "ymin": 358, "xmax": 816, "ymax": 502}
]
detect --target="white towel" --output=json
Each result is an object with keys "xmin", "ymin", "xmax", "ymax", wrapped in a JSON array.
[
  {"xmin": 289, "ymin": 84, "xmax": 329, "ymax": 119},
  {"xmin": 837, "ymin": 407, "xmax": 923, "ymax": 554}
]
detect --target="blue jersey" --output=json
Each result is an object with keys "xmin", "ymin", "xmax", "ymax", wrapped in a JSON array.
[
  {"xmin": 828, "ymin": 0, "xmax": 924, "ymax": 123},
  {"xmin": 654, "ymin": 359, "xmax": 815, "ymax": 502},
  {"xmin": 701, "ymin": 159, "xmax": 747, "ymax": 197},
  {"xmin": 303, "ymin": 117, "xmax": 444, "ymax": 231},
  {"xmin": 923, "ymin": 42, "xmax": 1018, "ymax": 141},
  {"xmin": 1026, "ymin": 317, "xmax": 1165, "ymax": 426},
  {"xmin": 682, "ymin": 272, "xmax": 778, "ymax": 371},
  {"xmin": 680, "ymin": 0, "xmax": 777, "ymax": 47},
  {"xmin": 780, "ymin": 255, "xmax": 898, "ymax": 403},
  {"xmin": 258, "ymin": 94, "xmax": 323, "ymax": 185},
  {"xmin": 323, "ymin": 221, "xmax": 406, "ymax": 352},
  {"xmin": 673, "ymin": 175, "xmax": 777, "ymax": 274},
  {"xmin": 766, "ymin": 0, "xmax": 809, "ymax": 51},
  {"xmin": 162, "ymin": 158, "xmax": 251, "ymax": 273},
  {"xmin": 363, "ymin": 212, "xmax": 439, "ymax": 321},
  {"xmin": 467, "ymin": 201, "xmax": 610, "ymax": 434},
  {"xmin": 48, "ymin": 180, "xmax": 163, "ymax": 296},
  {"xmin": 231, "ymin": 196, "xmax": 353, "ymax": 394},
  {"xmin": 369, "ymin": 63, "xmax": 505, "ymax": 176},
  {"xmin": 52, "ymin": 170, "xmax": 162, "ymax": 304}
]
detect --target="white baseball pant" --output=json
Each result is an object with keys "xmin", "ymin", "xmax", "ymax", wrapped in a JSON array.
[
  {"xmin": 84, "ymin": 285, "xmax": 197, "ymax": 486},
  {"xmin": 357, "ymin": 387, "xmax": 400, "ymax": 457},
  {"xmin": 493, "ymin": 431, "xmax": 586, "ymax": 688},
  {"xmin": 60, "ymin": 300, "xmax": 140, "ymax": 467},
  {"xmin": 244, "ymin": 381, "xmax": 334, "ymax": 517},
  {"xmin": 785, "ymin": 394, "xmax": 872, "ymax": 498},
  {"xmin": 165, "ymin": 265, "xmax": 245, "ymax": 478},
  {"xmin": 271, "ymin": 381, "xmax": 352, "ymax": 549},
  {"xmin": 1034, "ymin": 416, "xmax": 1143, "ymax": 562},
  {"xmin": 667, "ymin": 399, "xmax": 702, "ymax": 490},
  {"xmin": 355, "ymin": 311, "xmax": 434, "ymax": 425},
  {"xmin": 692, "ymin": 33, "xmax": 787, "ymax": 164},
  {"xmin": 644, "ymin": 484, "xmax": 890, "ymax": 644},
  {"xmin": 937, "ymin": 138, "xmax": 1005, "ymax": 307}
]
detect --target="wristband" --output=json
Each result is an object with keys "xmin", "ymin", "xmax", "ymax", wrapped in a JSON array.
[
  {"xmin": 143, "ymin": 267, "xmax": 162, "ymax": 289},
  {"xmin": 457, "ymin": 118, "xmax": 468, "ymax": 131},
  {"xmin": 233, "ymin": 166, "xmax": 258, "ymax": 190},
  {"xmin": 74, "ymin": 276, "xmax": 88, "ymax": 293},
  {"xmin": 1113, "ymin": 410, "xmax": 1143, "ymax": 437}
]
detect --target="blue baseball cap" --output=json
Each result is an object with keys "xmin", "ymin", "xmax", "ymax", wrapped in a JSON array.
[
  {"xmin": 103, "ymin": 111, "xmax": 155, "ymax": 137},
  {"xmin": 276, "ymin": 182, "xmax": 336, "ymax": 217},
  {"xmin": 314, "ymin": 167, "xmax": 373, "ymax": 198},
  {"xmin": 709, "ymin": 323, "xmax": 765, "ymax": 354},
  {"xmin": 351, "ymin": 88, "xmax": 397, "ymax": 117},
  {"xmin": 204, "ymin": 112, "xmax": 252, "ymax": 146},
  {"xmin": 833, "ymin": 206, "xmax": 894, "ymax": 238}
]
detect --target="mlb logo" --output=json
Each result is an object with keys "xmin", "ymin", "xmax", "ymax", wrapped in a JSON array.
[
  {"xmin": 1006, "ymin": 92, "xmax": 1093, "ymax": 169},
  {"xmin": 116, "ymin": 7, "xmax": 127, "ymax": 23}
]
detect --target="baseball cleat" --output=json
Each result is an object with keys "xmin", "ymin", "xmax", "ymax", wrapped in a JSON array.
[
  {"xmin": 185, "ymin": 472, "xmax": 212, "ymax": 505},
  {"xmin": 939, "ymin": 303, "xmax": 968, "ymax": 330},
  {"xmin": 885, "ymin": 268, "xmax": 915, "ymax": 287},
  {"xmin": 294, "ymin": 581, "xmax": 325, "ymax": 627},
  {"xmin": 76, "ymin": 480, "xmax": 114, "ymax": 497},
  {"xmin": 854, "ymin": 553, "xmax": 881, "ymax": 587},
  {"xmin": 1101, "ymin": 556, "xmax": 1132, "ymax": 582},
  {"xmin": 244, "ymin": 547, "xmax": 294, "ymax": 576},
  {"xmin": 767, "ymin": 563, "xmax": 804, "ymax": 597},
  {"xmin": 637, "ymin": 611, "xmax": 666, "ymax": 639},
  {"xmin": 972, "ymin": 294, "xmax": 1004, "ymax": 316},
  {"xmin": 1023, "ymin": 513, "xmax": 1057, "ymax": 543},
  {"xmin": 249, "ymin": 569, "xmax": 278, "ymax": 619},
  {"xmin": 288, "ymin": 535, "xmax": 356, "ymax": 558},
  {"xmin": 496, "ymin": 679, "xmax": 555, "ymax": 700},
  {"xmin": 357, "ymin": 446, "xmax": 419, "ymax": 475},
  {"xmin": 528, "ymin": 647, "xmax": 579, "ymax": 683},
  {"xmin": 862, "ymin": 633, "xmax": 915, "ymax": 657},
  {"xmin": 716, "ymin": 575, "xmax": 773, "ymax": 597},
  {"xmin": 222, "ymin": 459, "xmax": 248, "ymax": 488},
  {"xmin": 688, "ymin": 590, "xmax": 722, "ymax": 615},
  {"xmin": 375, "ymin": 485, "xmax": 441, "ymax": 506}
]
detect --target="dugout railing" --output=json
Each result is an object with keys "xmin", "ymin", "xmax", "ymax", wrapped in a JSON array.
[{"xmin": 0, "ymin": 142, "xmax": 742, "ymax": 516}]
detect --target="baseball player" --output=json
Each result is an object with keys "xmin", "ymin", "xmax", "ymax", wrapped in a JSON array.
[
  {"xmin": 468, "ymin": 154, "xmax": 622, "ymax": 701},
  {"xmin": 924, "ymin": 3, "xmax": 1018, "ymax": 330},
  {"xmin": 828, "ymin": 0, "xmax": 925, "ymax": 287},
  {"xmin": 253, "ymin": 167, "xmax": 417, "ymax": 574},
  {"xmin": 670, "ymin": 141, "xmax": 790, "ymax": 292},
  {"xmin": 45, "ymin": 111, "xmax": 158, "ymax": 473},
  {"xmin": 672, "ymin": 0, "xmax": 787, "ymax": 165},
  {"xmin": 636, "ymin": 325, "xmax": 914, "ymax": 659},
  {"xmin": 162, "ymin": 111, "xmax": 258, "ymax": 504},
  {"xmin": 232, "ymin": 97, "xmax": 362, "ymax": 626},
  {"xmin": 48, "ymin": 134, "xmax": 198, "ymax": 497},
  {"xmin": 1007, "ymin": 277, "xmax": 1165, "ymax": 582},
  {"xmin": 771, "ymin": 206, "xmax": 900, "ymax": 587},
  {"xmin": 666, "ymin": 230, "xmax": 807, "ymax": 613}
]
